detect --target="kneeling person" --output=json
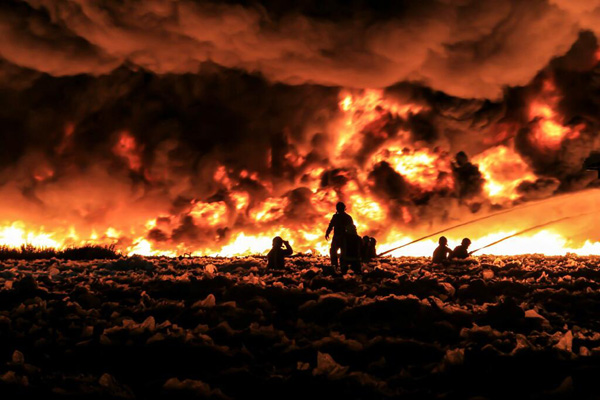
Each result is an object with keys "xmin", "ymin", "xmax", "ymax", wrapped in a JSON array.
[
  {"xmin": 450, "ymin": 238, "xmax": 472, "ymax": 260},
  {"xmin": 267, "ymin": 236, "xmax": 293, "ymax": 269},
  {"xmin": 432, "ymin": 236, "xmax": 452, "ymax": 264}
]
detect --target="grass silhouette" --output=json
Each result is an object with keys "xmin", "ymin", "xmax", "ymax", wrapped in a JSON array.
[{"xmin": 0, "ymin": 244, "xmax": 120, "ymax": 260}]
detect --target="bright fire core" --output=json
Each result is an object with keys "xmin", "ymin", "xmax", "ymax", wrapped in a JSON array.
[{"xmin": 1, "ymin": 89, "xmax": 598, "ymax": 258}]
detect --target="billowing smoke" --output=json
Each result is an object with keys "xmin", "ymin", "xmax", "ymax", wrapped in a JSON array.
[
  {"xmin": 1, "ymin": 0, "xmax": 598, "ymax": 98},
  {"xmin": 1, "ymin": 1, "xmax": 600, "ymax": 255}
]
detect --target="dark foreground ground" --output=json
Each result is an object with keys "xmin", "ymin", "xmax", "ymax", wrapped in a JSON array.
[{"xmin": 2, "ymin": 255, "xmax": 600, "ymax": 399}]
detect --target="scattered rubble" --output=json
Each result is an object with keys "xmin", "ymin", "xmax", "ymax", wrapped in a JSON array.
[{"xmin": 1, "ymin": 254, "xmax": 600, "ymax": 398}]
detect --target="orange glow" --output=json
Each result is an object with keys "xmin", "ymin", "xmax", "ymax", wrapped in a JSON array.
[
  {"xmin": 113, "ymin": 132, "xmax": 143, "ymax": 171},
  {"xmin": 0, "ymin": 222, "xmax": 61, "ymax": 249},
  {"xmin": 214, "ymin": 165, "xmax": 231, "ymax": 187},
  {"xmin": 334, "ymin": 89, "xmax": 424, "ymax": 155},
  {"xmin": 33, "ymin": 164, "xmax": 55, "ymax": 182},
  {"xmin": 528, "ymin": 79, "xmax": 581, "ymax": 150},
  {"xmin": 231, "ymin": 191, "xmax": 250, "ymax": 211},
  {"xmin": 374, "ymin": 147, "xmax": 454, "ymax": 192},
  {"xmin": 190, "ymin": 201, "xmax": 228, "ymax": 226},
  {"xmin": 379, "ymin": 229, "xmax": 600, "ymax": 258},
  {"xmin": 473, "ymin": 145, "xmax": 536, "ymax": 202},
  {"xmin": 401, "ymin": 207, "xmax": 413, "ymax": 224},
  {"xmin": 0, "ymin": 90, "xmax": 598, "ymax": 258},
  {"xmin": 249, "ymin": 197, "xmax": 288, "ymax": 222}
]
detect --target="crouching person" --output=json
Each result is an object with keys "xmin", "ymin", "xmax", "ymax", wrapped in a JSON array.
[
  {"xmin": 267, "ymin": 236, "xmax": 293, "ymax": 270},
  {"xmin": 341, "ymin": 225, "xmax": 362, "ymax": 275},
  {"xmin": 361, "ymin": 236, "xmax": 377, "ymax": 261},
  {"xmin": 432, "ymin": 236, "xmax": 452, "ymax": 264},
  {"xmin": 450, "ymin": 238, "xmax": 472, "ymax": 260}
]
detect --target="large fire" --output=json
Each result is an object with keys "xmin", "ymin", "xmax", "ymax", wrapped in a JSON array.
[
  {"xmin": 528, "ymin": 78, "xmax": 583, "ymax": 150},
  {"xmin": 1, "ymin": 90, "xmax": 598, "ymax": 257},
  {"xmin": 473, "ymin": 145, "xmax": 536, "ymax": 202}
]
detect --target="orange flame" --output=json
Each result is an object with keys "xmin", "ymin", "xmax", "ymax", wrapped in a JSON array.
[
  {"xmin": 473, "ymin": 145, "xmax": 536, "ymax": 202},
  {"xmin": 1, "ymin": 90, "xmax": 598, "ymax": 257},
  {"xmin": 529, "ymin": 78, "xmax": 581, "ymax": 150}
]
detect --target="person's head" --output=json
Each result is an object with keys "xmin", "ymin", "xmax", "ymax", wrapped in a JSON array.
[
  {"xmin": 461, "ymin": 238, "xmax": 471, "ymax": 247},
  {"xmin": 362, "ymin": 235, "xmax": 370, "ymax": 243},
  {"xmin": 272, "ymin": 236, "xmax": 284, "ymax": 248},
  {"xmin": 336, "ymin": 202, "xmax": 346, "ymax": 213},
  {"xmin": 439, "ymin": 236, "xmax": 448, "ymax": 245},
  {"xmin": 346, "ymin": 224, "xmax": 357, "ymax": 234}
]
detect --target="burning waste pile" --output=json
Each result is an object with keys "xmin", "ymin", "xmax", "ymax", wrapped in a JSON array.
[
  {"xmin": 2, "ymin": 24, "xmax": 600, "ymax": 257},
  {"xmin": 2, "ymin": 255, "xmax": 600, "ymax": 399}
]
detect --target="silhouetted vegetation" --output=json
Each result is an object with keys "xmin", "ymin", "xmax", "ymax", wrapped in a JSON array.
[
  {"xmin": 0, "ymin": 244, "xmax": 121, "ymax": 260},
  {"xmin": 60, "ymin": 244, "xmax": 120, "ymax": 260}
]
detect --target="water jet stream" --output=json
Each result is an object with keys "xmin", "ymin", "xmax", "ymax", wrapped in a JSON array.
[
  {"xmin": 469, "ymin": 211, "xmax": 598, "ymax": 254},
  {"xmin": 377, "ymin": 189, "xmax": 599, "ymax": 257}
]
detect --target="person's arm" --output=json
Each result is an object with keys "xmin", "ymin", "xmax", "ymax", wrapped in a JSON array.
[
  {"xmin": 282, "ymin": 240, "xmax": 293, "ymax": 256},
  {"xmin": 325, "ymin": 215, "xmax": 335, "ymax": 240}
]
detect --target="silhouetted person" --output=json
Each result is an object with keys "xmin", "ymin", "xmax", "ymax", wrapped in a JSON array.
[
  {"xmin": 325, "ymin": 202, "xmax": 354, "ymax": 266},
  {"xmin": 450, "ymin": 238, "xmax": 472, "ymax": 259},
  {"xmin": 341, "ymin": 224, "xmax": 362, "ymax": 274},
  {"xmin": 361, "ymin": 236, "xmax": 372, "ymax": 261},
  {"xmin": 361, "ymin": 236, "xmax": 378, "ymax": 261},
  {"xmin": 432, "ymin": 236, "xmax": 452, "ymax": 263},
  {"xmin": 368, "ymin": 236, "xmax": 377, "ymax": 259},
  {"xmin": 267, "ymin": 236, "xmax": 293, "ymax": 269}
]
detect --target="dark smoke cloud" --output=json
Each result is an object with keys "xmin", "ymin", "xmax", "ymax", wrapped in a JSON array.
[
  {"xmin": 0, "ymin": 61, "xmax": 341, "ymax": 246},
  {"xmin": 0, "ymin": 0, "xmax": 595, "ymax": 98},
  {"xmin": 517, "ymin": 178, "xmax": 560, "ymax": 200},
  {"xmin": 0, "ymin": 1, "xmax": 118, "ymax": 75},
  {"xmin": 0, "ymin": 62, "xmax": 338, "ymax": 184}
]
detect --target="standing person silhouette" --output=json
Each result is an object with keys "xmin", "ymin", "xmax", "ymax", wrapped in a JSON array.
[{"xmin": 325, "ymin": 202, "xmax": 354, "ymax": 267}]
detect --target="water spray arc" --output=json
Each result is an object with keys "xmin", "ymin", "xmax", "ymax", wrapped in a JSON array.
[
  {"xmin": 469, "ymin": 211, "xmax": 598, "ymax": 254},
  {"xmin": 377, "ymin": 189, "xmax": 600, "ymax": 257}
]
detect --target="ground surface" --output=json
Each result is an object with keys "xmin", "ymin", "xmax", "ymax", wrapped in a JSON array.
[{"xmin": 1, "ymin": 255, "xmax": 600, "ymax": 399}]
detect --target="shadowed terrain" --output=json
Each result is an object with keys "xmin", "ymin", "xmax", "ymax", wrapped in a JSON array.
[{"xmin": 1, "ymin": 255, "xmax": 600, "ymax": 399}]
